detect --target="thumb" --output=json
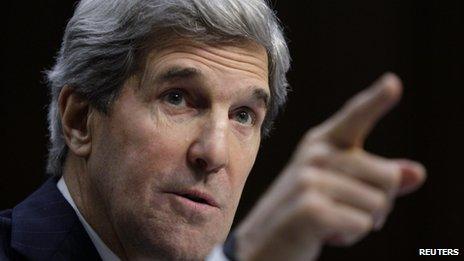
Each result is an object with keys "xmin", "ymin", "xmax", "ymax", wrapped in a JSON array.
[{"xmin": 395, "ymin": 159, "xmax": 427, "ymax": 196}]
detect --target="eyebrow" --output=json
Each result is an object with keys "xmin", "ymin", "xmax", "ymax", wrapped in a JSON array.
[
  {"xmin": 251, "ymin": 88, "xmax": 270, "ymax": 109},
  {"xmin": 155, "ymin": 66, "xmax": 270, "ymax": 110},
  {"xmin": 156, "ymin": 66, "xmax": 201, "ymax": 84}
]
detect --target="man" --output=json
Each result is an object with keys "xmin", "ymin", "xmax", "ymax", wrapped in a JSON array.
[{"xmin": 0, "ymin": 0, "xmax": 426, "ymax": 260}]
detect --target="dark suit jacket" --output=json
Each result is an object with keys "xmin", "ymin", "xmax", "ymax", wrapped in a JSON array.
[{"xmin": 0, "ymin": 177, "xmax": 101, "ymax": 260}]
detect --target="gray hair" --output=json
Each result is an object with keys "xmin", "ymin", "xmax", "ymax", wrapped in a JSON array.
[{"xmin": 46, "ymin": 0, "xmax": 291, "ymax": 176}]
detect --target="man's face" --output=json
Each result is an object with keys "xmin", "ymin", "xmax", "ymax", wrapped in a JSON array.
[{"xmin": 87, "ymin": 39, "xmax": 269, "ymax": 259}]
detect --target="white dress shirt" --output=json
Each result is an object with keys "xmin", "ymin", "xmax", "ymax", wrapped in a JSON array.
[
  {"xmin": 57, "ymin": 177, "xmax": 228, "ymax": 261},
  {"xmin": 57, "ymin": 177, "xmax": 120, "ymax": 261}
]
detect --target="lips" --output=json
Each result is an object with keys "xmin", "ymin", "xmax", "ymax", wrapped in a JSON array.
[{"xmin": 168, "ymin": 189, "xmax": 219, "ymax": 209}]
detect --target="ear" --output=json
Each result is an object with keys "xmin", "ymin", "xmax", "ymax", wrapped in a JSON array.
[{"xmin": 58, "ymin": 85, "xmax": 92, "ymax": 158}]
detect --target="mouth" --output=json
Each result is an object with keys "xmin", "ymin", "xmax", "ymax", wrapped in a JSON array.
[{"xmin": 168, "ymin": 190, "xmax": 219, "ymax": 209}]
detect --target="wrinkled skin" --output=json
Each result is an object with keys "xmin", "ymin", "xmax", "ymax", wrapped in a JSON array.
[{"xmin": 60, "ymin": 39, "xmax": 270, "ymax": 260}]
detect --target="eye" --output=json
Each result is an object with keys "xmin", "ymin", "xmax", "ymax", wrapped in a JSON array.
[
  {"xmin": 233, "ymin": 108, "xmax": 255, "ymax": 126},
  {"xmin": 163, "ymin": 89, "xmax": 186, "ymax": 107}
]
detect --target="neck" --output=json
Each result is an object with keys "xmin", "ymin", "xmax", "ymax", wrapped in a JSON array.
[{"xmin": 62, "ymin": 155, "xmax": 128, "ymax": 260}]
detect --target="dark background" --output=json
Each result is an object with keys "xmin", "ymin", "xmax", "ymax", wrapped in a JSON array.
[{"xmin": 1, "ymin": 1, "xmax": 462, "ymax": 260}]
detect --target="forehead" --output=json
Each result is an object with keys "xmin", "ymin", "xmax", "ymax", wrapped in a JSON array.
[{"xmin": 140, "ymin": 39, "xmax": 270, "ymax": 88}]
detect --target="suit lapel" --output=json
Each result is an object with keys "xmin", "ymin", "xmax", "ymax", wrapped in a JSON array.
[{"xmin": 11, "ymin": 177, "xmax": 101, "ymax": 260}]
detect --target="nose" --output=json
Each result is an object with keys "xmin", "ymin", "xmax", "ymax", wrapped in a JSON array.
[{"xmin": 187, "ymin": 112, "xmax": 229, "ymax": 174}]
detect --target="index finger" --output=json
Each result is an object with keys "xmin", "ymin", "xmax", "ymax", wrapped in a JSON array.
[{"xmin": 314, "ymin": 72, "xmax": 403, "ymax": 148}]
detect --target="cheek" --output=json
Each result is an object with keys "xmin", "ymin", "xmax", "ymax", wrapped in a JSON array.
[
  {"xmin": 91, "ymin": 103, "xmax": 194, "ymax": 197},
  {"xmin": 228, "ymin": 138, "xmax": 260, "ymax": 198},
  {"xmin": 115, "ymin": 107, "xmax": 193, "ymax": 182}
]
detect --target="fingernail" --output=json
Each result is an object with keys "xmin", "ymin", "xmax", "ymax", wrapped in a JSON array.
[
  {"xmin": 395, "ymin": 160, "xmax": 427, "ymax": 196},
  {"xmin": 399, "ymin": 160, "xmax": 427, "ymax": 182}
]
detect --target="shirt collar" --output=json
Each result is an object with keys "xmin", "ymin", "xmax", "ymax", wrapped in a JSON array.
[{"xmin": 57, "ymin": 177, "xmax": 121, "ymax": 261}]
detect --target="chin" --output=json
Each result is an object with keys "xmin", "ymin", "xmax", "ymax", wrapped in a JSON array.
[
  {"xmin": 118, "ymin": 212, "xmax": 227, "ymax": 261},
  {"xmin": 130, "ymin": 230, "xmax": 220, "ymax": 261},
  {"xmin": 160, "ymin": 222, "xmax": 226, "ymax": 260}
]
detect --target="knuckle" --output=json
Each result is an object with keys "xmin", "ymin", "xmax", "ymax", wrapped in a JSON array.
[
  {"xmin": 356, "ymin": 215, "xmax": 374, "ymax": 235},
  {"xmin": 295, "ymin": 169, "xmax": 319, "ymax": 192},
  {"xmin": 344, "ymin": 212, "xmax": 374, "ymax": 238},
  {"xmin": 304, "ymin": 143, "xmax": 335, "ymax": 167},
  {"xmin": 302, "ymin": 127, "xmax": 325, "ymax": 144},
  {"xmin": 295, "ymin": 170, "xmax": 314, "ymax": 193},
  {"xmin": 385, "ymin": 167, "xmax": 401, "ymax": 191},
  {"xmin": 372, "ymin": 192, "xmax": 390, "ymax": 213},
  {"xmin": 341, "ymin": 231, "xmax": 367, "ymax": 246},
  {"xmin": 296, "ymin": 192, "xmax": 329, "ymax": 222}
]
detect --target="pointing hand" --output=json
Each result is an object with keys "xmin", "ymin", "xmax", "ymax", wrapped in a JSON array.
[{"xmin": 235, "ymin": 73, "xmax": 426, "ymax": 261}]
